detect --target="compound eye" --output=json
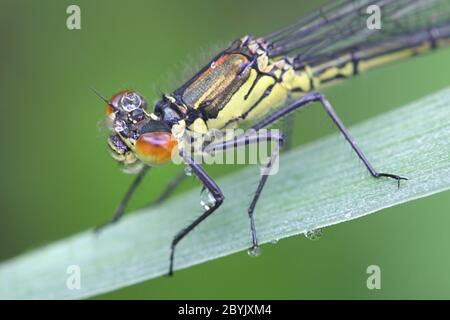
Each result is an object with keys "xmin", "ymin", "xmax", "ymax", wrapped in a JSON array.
[
  {"xmin": 107, "ymin": 90, "xmax": 129, "ymax": 112},
  {"xmin": 107, "ymin": 90, "xmax": 147, "ymax": 113},
  {"xmin": 135, "ymin": 132, "xmax": 178, "ymax": 166},
  {"xmin": 121, "ymin": 92, "xmax": 142, "ymax": 112}
]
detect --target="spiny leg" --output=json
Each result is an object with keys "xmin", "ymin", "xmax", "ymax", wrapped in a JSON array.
[
  {"xmin": 204, "ymin": 130, "xmax": 284, "ymax": 252},
  {"xmin": 169, "ymin": 151, "xmax": 224, "ymax": 276},
  {"xmin": 252, "ymin": 92, "xmax": 407, "ymax": 187},
  {"xmin": 145, "ymin": 171, "xmax": 187, "ymax": 207},
  {"xmin": 95, "ymin": 165, "xmax": 150, "ymax": 233}
]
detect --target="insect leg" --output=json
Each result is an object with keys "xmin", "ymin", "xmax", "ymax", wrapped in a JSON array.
[
  {"xmin": 95, "ymin": 165, "xmax": 150, "ymax": 232},
  {"xmin": 169, "ymin": 151, "xmax": 224, "ymax": 276},
  {"xmin": 252, "ymin": 92, "xmax": 407, "ymax": 187},
  {"xmin": 204, "ymin": 130, "xmax": 283, "ymax": 252}
]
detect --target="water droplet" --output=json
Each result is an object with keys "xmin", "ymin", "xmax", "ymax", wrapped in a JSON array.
[
  {"xmin": 200, "ymin": 188, "xmax": 215, "ymax": 211},
  {"xmin": 247, "ymin": 246, "xmax": 260, "ymax": 257},
  {"xmin": 121, "ymin": 92, "xmax": 141, "ymax": 112},
  {"xmin": 304, "ymin": 228, "xmax": 323, "ymax": 241},
  {"xmin": 270, "ymin": 238, "xmax": 279, "ymax": 244},
  {"xmin": 184, "ymin": 166, "xmax": 192, "ymax": 176}
]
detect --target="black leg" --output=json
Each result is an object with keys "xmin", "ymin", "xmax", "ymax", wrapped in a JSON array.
[
  {"xmin": 95, "ymin": 165, "xmax": 150, "ymax": 233},
  {"xmin": 169, "ymin": 151, "xmax": 224, "ymax": 276},
  {"xmin": 252, "ymin": 92, "xmax": 407, "ymax": 187},
  {"xmin": 204, "ymin": 130, "xmax": 283, "ymax": 253},
  {"xmin": 145, "ymin": 171, "xmax": 186, "ymax": 207},
  {"xmin": 247, "ymin": 134, "xmax": 283, "ymax": 251}
]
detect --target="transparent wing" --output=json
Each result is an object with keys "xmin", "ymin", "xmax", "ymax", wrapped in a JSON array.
[{"xmin": 263, "ymin": 0, "xmax": 450, "ymax": 65}]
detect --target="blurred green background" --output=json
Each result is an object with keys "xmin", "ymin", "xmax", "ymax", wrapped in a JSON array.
[{"xmin": 1, "ymin": 0, "xmax": 450, "ymax": 299}]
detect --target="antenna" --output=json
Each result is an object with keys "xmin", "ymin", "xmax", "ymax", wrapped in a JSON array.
[{"xmin": 90, "ymin": 87, "xmax": 111, "ymax": 105}]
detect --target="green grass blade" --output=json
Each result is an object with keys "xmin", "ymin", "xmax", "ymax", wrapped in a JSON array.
[{"xmin": 1, "ymin": 87, "xmax": 450, "ymax": 299}]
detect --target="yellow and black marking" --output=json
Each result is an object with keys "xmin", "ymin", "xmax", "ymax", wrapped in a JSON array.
[
  {"xmin": 104, "ymin": 26, "xmax": 449, "ymax": 172},
  {"xmin": 165, "ymin": 31, "xmax": 446, "ymax": 137}
]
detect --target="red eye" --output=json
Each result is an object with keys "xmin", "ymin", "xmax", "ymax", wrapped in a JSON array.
[
  {"xmin": 104, "ymin": 90, "xmax": 128, "ymax": 115},
  {"xmin": 110, "ymin": 90, "xmax": 130, "ymax": 106},
  {"xmin": 135, "ymin": 132, "xmax": 178, "ymax": 165},
  {"xmin": 106, "ymin": 90, "xmax": 147, "ymax": 115}
]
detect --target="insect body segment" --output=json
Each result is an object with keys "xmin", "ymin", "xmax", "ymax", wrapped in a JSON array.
[{"xmin": 174, "ymin": 37, "xmax": 295, "ymax": 130}]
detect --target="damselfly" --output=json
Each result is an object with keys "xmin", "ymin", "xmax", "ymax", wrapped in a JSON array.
[{"xmin": 94, "ymin": 0, "xmax": 450, "ymax": 275}]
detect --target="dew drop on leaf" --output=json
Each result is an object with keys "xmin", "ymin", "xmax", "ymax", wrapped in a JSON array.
[
  {"xmin": 304, "ymin": 228, "xmax": 323, "ymax": 241},
  {"xmin": 200, "ymin": 188, "xmax": 215, "ymax": 210},
  {"xmin": 247, "ymin": 246, "xmax": 260, "ymax": 257}
]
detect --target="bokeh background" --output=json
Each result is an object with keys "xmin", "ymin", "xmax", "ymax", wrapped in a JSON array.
[{"xmin": 1, "ymin": 0, "xmax": 450, "ymax": 299}]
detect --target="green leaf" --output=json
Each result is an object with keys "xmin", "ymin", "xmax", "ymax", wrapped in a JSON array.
[{"xmin": 1, "ymin": 87, "xmax": 450, "ymax": 299}]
